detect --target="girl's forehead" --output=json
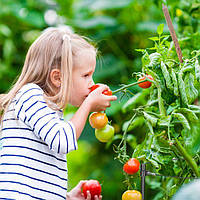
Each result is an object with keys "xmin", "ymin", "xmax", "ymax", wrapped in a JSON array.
[{"xmin": 73, "ymin": 49, "xmax": 96, "ymax": 70}]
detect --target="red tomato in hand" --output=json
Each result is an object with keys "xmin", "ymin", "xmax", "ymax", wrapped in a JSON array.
[
  {"xmin": 82, "ymin": 180, "xmax": 101, "ymax": 200},
  {"xmin": 89, "ymin": 112, "xmax": 108, "ymax": 129},
  {"xmin": 123, "ymin": 158, "xmax": 140, "ymax": 175},
  {"xmin": 90, "ymin": 84, "xmax": 112, "ymax": 96},
  {"xmin": 102, "ymin": 90, "xmax": 112, "ymax": 96},
  {"xmin": 138, "ymin": 74, "xmax": 153, "ymax": 88},
  {"xmin": 122, "ymin": 190, "xmax": 142, "ymax": 200},
  {"xmin": 90, "ymin": 84, "xmax": 100, "ymax": 92}
]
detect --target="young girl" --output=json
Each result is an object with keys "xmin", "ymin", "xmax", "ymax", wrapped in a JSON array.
[{"xmin": 0, "ymin": 27, "xmax": 117, "ymax": 199}]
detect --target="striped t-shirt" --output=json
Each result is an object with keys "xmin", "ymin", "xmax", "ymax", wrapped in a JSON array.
[{"xmin": 0, "ymin": 83, "xmax": 78, "ymax": 199}]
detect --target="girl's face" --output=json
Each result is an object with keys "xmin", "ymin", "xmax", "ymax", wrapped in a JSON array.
[{"xmin": 69, "ymin": 49, "xmax": 96, "ymax": 107}]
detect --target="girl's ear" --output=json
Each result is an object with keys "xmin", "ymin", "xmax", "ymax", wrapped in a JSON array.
[{"xmin": 50, "ymin": 69, "xmax": 61, "ymax": 88}]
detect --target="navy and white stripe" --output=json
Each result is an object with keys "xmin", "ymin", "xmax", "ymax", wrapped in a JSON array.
[{"xmin": 0, "ymin": 83, "xmax": 78, "ymax": 199}]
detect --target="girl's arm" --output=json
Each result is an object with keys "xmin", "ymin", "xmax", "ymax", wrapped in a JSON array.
[{"xmin": 69, "ymin": 99, "xmax": 91, "ymax": 140}]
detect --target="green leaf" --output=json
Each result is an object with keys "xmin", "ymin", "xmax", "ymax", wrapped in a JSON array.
[
  {"xmin": 3, "ymin": 39, "xmax": 15, "ymax": 60},
  {"xmin": 175, "ymin": 108, "xmax": 198, "ymax": 123},
  {"xmin": 158, "ymin": 115, "xmax": 172, "ymax": 127},
  {"xmin": 122, "ymin": 90, "xmax": 149, "ymax": 113},
  {"xmin": 122, "ymin": 116, "xmax": 144, "ymax": 131},
  {"xmin": 135, "ymin": 49, "xmax": 146, "ymax": 52},
  {"xmin": 160, "ymin": 61, "xmax": 173, "ymax": 90},
  {"xmin": 195, "ymin": 59, "xmax": 200, "ymax": 82},
  {"xmin": 178, "ymin": 72, "xmax": 189, "ymax": 107},
  {"xmin": 157, "ymin": 24, "xmax": 164, "ymax": 35},
  {"xmin": 141, "ymin": 51, "xmax": 150, "ymax": 67},
  {"xmin": 149, "ymin": 52, "xmax": 161, "ymax": 66},
  {"xmin": 148, "ymin": 37, "xmax": 159, "ymax": 41},
  {"xmin": 0, "ymin": 24, "xmax": 12, "ymax": 37},
  {"xmin": 171, "ymin": 69, "xmax": 179, "ymax": 96},
  {"xmin": 184, "ymin": 73, "xmax": 198, "ymax": 104},
  {"xmin": 173, "ymin": 113, "xmax": 191, "ymax": 130}
]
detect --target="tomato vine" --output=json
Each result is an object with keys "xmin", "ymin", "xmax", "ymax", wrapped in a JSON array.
[{"xmin": 112, "ymin": 24, "xmax": 200, "ymax": 199}]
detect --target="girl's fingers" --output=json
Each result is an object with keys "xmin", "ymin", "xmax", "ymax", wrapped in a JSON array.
[
  {"xmin": 95, "ymin": 85, "xmax": 109, "ymax": 93},
  {"xmin": 86, "ymin": 190, "xmax": 91, "ymax": 200},
  {"xmin": 104, "ymin": 95, "xmax": 117, "ymax": 101},
  {"xmin": 94, "ymin": 195, "xmax": 102, "ymax": 200},
  {"xmin": 77, "ymin": 180, "xmax": 87, "ymax": 188}
]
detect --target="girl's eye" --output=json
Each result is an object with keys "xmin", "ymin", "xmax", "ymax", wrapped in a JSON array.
[{"xmin": 84, "ymin": 74, "xmax": 89, "ymax": 77}]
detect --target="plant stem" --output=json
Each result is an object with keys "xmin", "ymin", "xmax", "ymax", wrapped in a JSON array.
[
  {"xmin": 175, "ymin": 138, "xmax": 200, "ymax": 177},
  {"xmin": 112, "ymin": 79, "xmax": 151, "ymax": 95},
  {"xmin": 117, "ymin": 113, "xmax": 136, "ymax": 162}
]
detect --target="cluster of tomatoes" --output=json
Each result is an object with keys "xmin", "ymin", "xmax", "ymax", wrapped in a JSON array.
[
  {"xmin": 122, "ymin": 158, "xmax": 142, "ymax": 200},
  {"xmin": 83, "ymin": 76, "xmax": 154, "ymax": 199},
  {"xmin": 89, "ymin": 84, "xmax": 115, "ymax": 143},
  {"xmin": 82, "ymin": 158, "xmax": 142, "ymax": 200},
  {"xmin": 120, "ymin": 75, "xmax": 153, "ymax": 199}
]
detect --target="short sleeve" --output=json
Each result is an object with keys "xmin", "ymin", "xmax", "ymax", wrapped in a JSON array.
[{"xmin": 14, "ymin": 83, "xmax": 78, "ymax": 154}]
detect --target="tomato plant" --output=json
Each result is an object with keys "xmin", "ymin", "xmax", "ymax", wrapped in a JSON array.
[
  {"xmin": 90, "ymin": 84, "xmax": 112, "ymax": 96},
  {"xmin": 112, "ymin": 24, "xmax": 200, "ymax": 199},
  {"xmin": 89, "ymin": 112, "xmax": 108, "ymax": 129},
  {"xmin": 82, "ymin": 180, "xmax": 101, "ymax": 200},
  {"xmin": 95, "ymin": 124, "xmax": 115, "ymax": 143},
  {"xmin": 138, "ymin": 74, "xmax": 154, "ymax": 88},
  {"xmin": 122, "ymin": 190, "xmax": 142, "ymax": 200},
  {"xmin": 123, "ymin": 158, "xmax": 140, "ymax": 175}
]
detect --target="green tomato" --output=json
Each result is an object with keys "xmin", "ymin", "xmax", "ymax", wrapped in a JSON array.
[{"xmin": 95, "ymin": 124, "xmax": 115, "ymax": 143}]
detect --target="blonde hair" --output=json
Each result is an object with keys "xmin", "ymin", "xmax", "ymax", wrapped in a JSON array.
[{"xmin": 0, "ymin": 27, "xmax": 96, "ymax": 122}]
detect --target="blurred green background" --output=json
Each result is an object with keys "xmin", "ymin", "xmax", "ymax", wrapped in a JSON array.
[{"xmin": 0, "ymin": 0, "xmax": 199, "ymax": 199}]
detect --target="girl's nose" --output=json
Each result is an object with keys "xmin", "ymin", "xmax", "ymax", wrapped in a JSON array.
[{"xmin": 89, "ymin": 80, "xmax": 95, "ymax": 88}]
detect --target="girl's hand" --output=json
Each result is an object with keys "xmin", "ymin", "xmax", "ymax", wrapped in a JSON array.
[
  {"xmin": 86, "ymin": 84, "xmax": 117, "ymax": 112},
  {"xmin": 66, "ymin": 180, "xmax": 102, "ymax": 200}
]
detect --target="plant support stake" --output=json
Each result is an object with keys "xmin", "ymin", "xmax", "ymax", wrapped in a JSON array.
[{"xmin": 162, "ymin": 4, "xmax": 183, "ymax": 63}]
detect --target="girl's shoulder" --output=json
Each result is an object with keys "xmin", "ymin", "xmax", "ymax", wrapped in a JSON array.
[
  {"xmin": 15, "ymin": 83, "xmax": 44, "ymax": 102},
  {"xmin": 19, "ymin": 83, "xmax": 43, "ymax": 93}
]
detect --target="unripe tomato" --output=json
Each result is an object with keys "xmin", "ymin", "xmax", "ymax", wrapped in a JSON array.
[
  {"xmin": 138, "ymin": 74, "xmax": 153, "ymax": 88},
  {"xmin": 122, "ymin": 190, "xmax": 142, "ymax": 200},
  {"xmin": 89, "ymin": 112, "xmax": 108, "ymax": 129},
  {"xmin": 90, "ymin": 84, "xmax": 112, "ymax": 96},
  {"xmin": 123, "ymin": 158, "xmax": 140, "ymax": 175},
  {"xmin": 82, "ymin": 180, "xmax": 101, "ymax": 200},
  {"xmin": 95, "ymin": 124, "xmax": 115, "ymax": 142}
]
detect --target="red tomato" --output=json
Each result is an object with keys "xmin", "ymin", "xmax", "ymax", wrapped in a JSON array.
[
  {"xmin": 138, "ymin": 74, "xmax": 153, "ymax": 88},
  {"xmin": 89, "ymin": 112, "xmax": 108, "ymax": 129},
  {"xmin": 90, "ymin": 84, "xmax": 100, "ymax": 92},
  {"xmin": 123, "ymin": 158, "xmax": 140, "ymax": 175},
  {"xmin": 102, "ymin": 90, "xmax": 112, "ymax": 96},
  {"xmin": 122, "ymin": 190, "xmax": 142, "ymax": 200},
  {"xmin": 90, "ymin": 84, "xmax": 112, "ymax": 96},
  {"xmin": 82, "ymin": 180, "xmax": 101, "ymax": 200}
]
